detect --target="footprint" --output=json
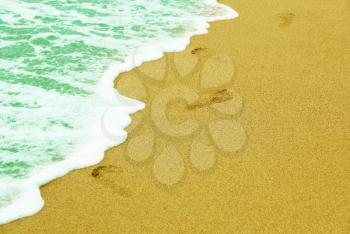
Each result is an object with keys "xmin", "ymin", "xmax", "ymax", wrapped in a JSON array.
[
  {"xmin": 191, "ymin": 47, "xmax": 206, "ymax": 54},
  {"xmin": 186, "ymin": 89, "xmax": 234, "ymax": 110},
  {"xmin": 91, "ymin": 165, "xmax": 122, "ymax": 177},
  {"xmin": 277, "ymin": 13, "xmax": 296, "ymax": 27},
  {"xmin": 91, "ymin": 165, "xmax": 132, "ymax": 197}
]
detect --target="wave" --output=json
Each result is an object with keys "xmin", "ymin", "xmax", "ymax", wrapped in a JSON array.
[{"xmin": 0, "ymin": 0, "xmax": 238, "ymax": 224}]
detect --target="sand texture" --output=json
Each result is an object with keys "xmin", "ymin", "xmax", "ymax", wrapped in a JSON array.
[{"xmin": 1, "ymin": 0, "xmax": 350, "ymax": 233}]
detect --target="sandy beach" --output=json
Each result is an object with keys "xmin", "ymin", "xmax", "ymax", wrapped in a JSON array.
[{"xmin": 1, "ymin": 0, "xmax": 350, "ymax": 233}]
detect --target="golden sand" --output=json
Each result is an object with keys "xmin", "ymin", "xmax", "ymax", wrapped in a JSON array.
[{"xmin": 1, "ymin": 0, "xmax": 350, "ymax": 233}]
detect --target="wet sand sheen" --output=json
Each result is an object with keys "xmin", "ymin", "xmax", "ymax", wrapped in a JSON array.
[{"xmin": 2, "ymin": 0, "xmax": 350, "ymax": 233}]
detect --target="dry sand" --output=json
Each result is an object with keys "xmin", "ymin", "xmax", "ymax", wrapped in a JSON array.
[{"xmin": 1, "ymin": 0, "xmax": 350, "ymax": 233}]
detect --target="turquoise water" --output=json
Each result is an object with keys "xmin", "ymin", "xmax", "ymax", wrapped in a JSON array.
[{"xmin": 0, "ymin": 0, "xmax": 236, "ymax": 223}]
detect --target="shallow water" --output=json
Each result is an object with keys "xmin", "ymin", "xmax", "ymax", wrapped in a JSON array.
[{"xmin": 0, "ymin": 0, "xmax": 236, "ymax": 223}]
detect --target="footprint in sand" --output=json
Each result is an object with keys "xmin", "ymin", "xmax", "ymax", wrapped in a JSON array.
[
  {"xmin": 91, "ymin": 165, "xmax": 132, "ymax": 197},
  {"xmin": 115, "ymin": 46, "xmax": 247, "ymax": 186},
  {"xmin": 277, "ymin": 12, "xmax": 296, "ymax": 27}
]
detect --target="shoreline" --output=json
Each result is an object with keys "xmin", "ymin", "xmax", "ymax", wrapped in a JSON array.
[
  {"xmin": 2, "ymin": 0, "xmax": 350, "ymax": 232},
  {"xmin": 0, "ymin": 1, "xmax": 237, "ymax": 225}
]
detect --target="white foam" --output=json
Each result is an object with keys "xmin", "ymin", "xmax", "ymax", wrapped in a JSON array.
[{"xmin": 0, "ymin": 1, "xmax": 238, "ymax": 224}]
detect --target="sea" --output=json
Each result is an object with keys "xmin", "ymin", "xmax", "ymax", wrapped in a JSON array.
[{"xmin": 0, "ymin": 0, "xmax": 237, "ymax": 223}]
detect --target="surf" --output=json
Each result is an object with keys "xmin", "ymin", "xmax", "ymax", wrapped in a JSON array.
[{"xmin": 0, "ymin": 0, "xmax": 237, "ymax": 224}]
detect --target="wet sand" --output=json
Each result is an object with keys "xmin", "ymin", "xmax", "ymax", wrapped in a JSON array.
[{"xmin": 1, "ymin": 0, "xmax": 350, "ymax": 233}]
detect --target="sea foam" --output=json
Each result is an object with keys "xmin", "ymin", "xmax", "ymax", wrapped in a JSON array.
[{"xmin": 0, "ymin": 0, "xmax": 238, "ymax": 224}]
